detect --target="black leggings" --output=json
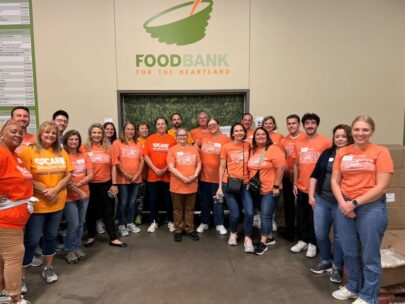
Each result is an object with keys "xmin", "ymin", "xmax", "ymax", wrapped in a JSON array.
[{"xmin": 87, "ymin": 181, "xmax": 118, "ymax": 241}]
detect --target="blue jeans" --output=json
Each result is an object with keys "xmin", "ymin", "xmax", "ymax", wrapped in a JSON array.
[
  {"xmin": 336, "ymin": 196, "xmax": 388, "ymax": 304},
  {"xmin": 313, "ymin": 195, "xmax": 343, "ymax": 269},
  {"xmin": 222, "ymin": 184, "xmax": 253, "ymax": 236},
  {"xmin": 118, "ymin": 183, "xmax": 140, "ymax": 225},
  {"xmin": 63, "ymin": 198, "xmax": 89, "ymax": 252},
  {"xmin": 23, "ymin": 210, "xmax": 63, "ymax": 266},
  {"xmin": 199, "ymin": 181, "xmax": 224, "ymax": 226},
  {"xmin": 256, "ymin": 192, "xmax": 278, "ymax": 237}
]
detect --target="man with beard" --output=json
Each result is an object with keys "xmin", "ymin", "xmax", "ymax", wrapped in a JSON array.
[
  {"xmin": 290, "ymin": 113, "xmax": 331, "ymax": 258},
  {"xmin": 11, "ymin": 106, "xmax": 36, "ymax": 153},
  {"xmin": 168, "ymin": 113, "xmax": 193, "ymax": 145}
]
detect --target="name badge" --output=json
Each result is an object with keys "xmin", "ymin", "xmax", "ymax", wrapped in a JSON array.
[
  {"xmin": 177, "ymin": 151, "xmax": 184, "ymax": 156},
  {"xmin": 301, "ymin": 147, "xmax": 309, "ymax": 152},
  {"xmin": 76, "ymin": 159, "xmax": 85, "ymax": 164},
  {"xmin": 342, "ymin": 155, "xmax": 353, "ymax": 161},
  {"xmin": 328, "ymin": 157, "xmax": 334, "ymax": 162},
  {"xmin": 214, "ymin": 143, "xmax": 221, "ymax": 147}
]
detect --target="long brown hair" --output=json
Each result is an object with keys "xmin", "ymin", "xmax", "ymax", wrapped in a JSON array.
[{"xmin": 85, "ymin": 123, "xmax": 110, "ymax": 152}]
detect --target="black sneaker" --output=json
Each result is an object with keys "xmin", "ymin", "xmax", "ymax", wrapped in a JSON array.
[
  {"xmin": 255, "ymin": 242, "xmax": 268, "ymax": 255},
  {"xmin": 185, "ymin": 231, "xmax": 200, "ymax": 241},
  {"xmin": 174, "ymin": 233, "xmax": 183, "ymax": 242},
  {"xmin": 266, "ymin": 237, "xmax": 276, "ymax": 246},
  {"xmin": 310, "ymin": 262, "xmax": 332, "ymax": 274},
  {"xmin": 330, "ymin": 268, "xmax": 343, "ymax": 283}
]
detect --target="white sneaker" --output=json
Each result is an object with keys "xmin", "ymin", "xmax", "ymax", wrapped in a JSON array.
[
  {"xmin": 228, "ymin": 234, "xmax": 237, "ymax": 246},
  {"xmin": 167, "ymin": 222, "xmax": 175, "ymax": 233},
  {"xmin": 244, "ymin": 242, "xmax": 254, "ymax": 253},
  {"xmin": 21, "ymin": 276, "xmax": 28, "ymax": 294},
  {"xmin": 118, "ymin": 225, "xmax": 129, "ymax": 237},
  {"xmin": 306, "ymin": 243, "xmax": 317, "ymax": 258},
  {"xmin": 216, "ymin": 225, "xmax": 227, "ymax": 235},
  {"xmin": 253, "ymin": 214, "xmax": 261, "ymax": 228},
  {"xmin": 332, "ymin": 286, "xmax": 358, "ymax": 300},
  {"xmin": 351, "ymin": 298, "xmax": 368, "ymax": 304},
  {"xmin": 147, "ymin": 222, "xmax": 158, "ymax": 233},
  {"xmin": 196, "ymin": 223, "xmax": 209, "ymax": 233},
  {"xmin": 272, "ymin": 220, "xmax": 278, "ymax": 232},
  {"xmin": 41, "ymin": 266, "xmax": 58, "ymax": 284},
  {"xmin": 16, "ymin": 299, "xmax": 31, "ymax": 304},
  {"xmin": 96, "ymin": 220, "xmax": 105, "ymax": 234},
  {"xmin": 127, "ymin": 223, "xmax": 141, "ymax": 233},
  {"xmin": 31, "ymin": 256, "xmax": 44, "ymax": 267},
  {"xmin": 290, "ymin": 240, "xmax": 308, "ymax": 253},
  {"xmin": 0, "ymin": 289, "xmax": 11, "ymax": 303}
]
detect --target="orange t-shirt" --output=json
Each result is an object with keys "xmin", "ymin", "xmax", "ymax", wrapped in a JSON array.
[
  {"xmin": 0, "ymin": 146, "xmax": 33, "ymax": 229},
  {"xmin": 137, "ymin": 137, "xmax": 148, "ymax": 180},
  {"xmin": 167, "ymin": 144, "xmax": 201, "ymax": 194},
  {"xmin": 20, "ymin": 146, "xmax": 73, "ymax": 213},
  {"xmin": 81, "ymin": 145, "xmax": 113, "ymax": 183},
  {"xmin": 15, "ymin": 133, "xmax": 36, "ymax": 155},
  {"xmin": 220, "ymin": 142, "xmax": 250, "ymax": 184},
  {"xmin": 66, "ymin": 152, "xmax": 92, "ymax": 202},
  {"xmin": 248, "ymin": 145, "xmax": 286, "ymax": 195},
  {"xmin": 294, "ymin": 134, "xmax": 332, "ymax": 193},
  {"xmin": 280, "ymin": 131, "xmax": 305, "ymax": 173},
  {"xmin": 199, "ymin": 133, "xmax": 231, "ymax": 183},
  {"xmin": 112, "ymin": 140, "xmax": 143, "ymax": 184},
  {"xmin": 190, "ymin": 127, "xmax": 209, "ymax": 144},
  {"xmin": 168, "ymin": 128, "xmax": 193, "ymax": 144},
  {"xmin": 270, "ymin": 132, "xmax": 284, "ymax": 145},
  {"xmin": 244, "ymin": 128, "xmax": 254, "ymax": 145},
  {"xmin": 333, "ymin": 144, "xmax": 394, "ymax": 200},
  {"xmin": 143, "ymin": 133, "xmax": 176, "ymax": 182}
]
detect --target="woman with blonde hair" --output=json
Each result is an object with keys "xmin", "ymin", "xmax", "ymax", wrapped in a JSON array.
[
  {"xmin": 82, "ymin": 123, "xmax": 126, "ymax": 248},
  {"xmin": 20, "ymin": 121, "xmax": 72, "ymax": 290}
]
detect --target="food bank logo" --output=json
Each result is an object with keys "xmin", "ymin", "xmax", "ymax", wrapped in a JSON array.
[{"xmin": 143, "ymin": 0, "xmax": 213, "ymax": 46}]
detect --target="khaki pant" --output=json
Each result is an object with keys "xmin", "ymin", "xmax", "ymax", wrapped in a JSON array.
[
  {"xmin": 0, "ymin": 227, "xmax": 24, "ymax": 296},
  {"xmin": 171, "ymin": 193, "xmax": 196, "ymax": 233}
]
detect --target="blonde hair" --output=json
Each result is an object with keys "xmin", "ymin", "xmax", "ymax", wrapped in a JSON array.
[
  {"xmin": 85, "ymin": 123, "xmax": 110, "ymax": 152},
  {"xmin": 351, "ymin": 115, "xmax": 375, "ymax": 131},
  {"xmin": 35, "ymin": 121, "xmax": 61, "ymax": 155}
]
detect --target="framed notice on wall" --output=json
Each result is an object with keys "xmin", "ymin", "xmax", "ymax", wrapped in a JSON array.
[{"xmin": 0, "ymin": 0, "xmax": 38, "ymax": 132}]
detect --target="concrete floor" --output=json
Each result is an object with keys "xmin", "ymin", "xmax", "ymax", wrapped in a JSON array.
[{"xmin": 25, "ymin": 225, "xmax": 343, "ymax": 304}]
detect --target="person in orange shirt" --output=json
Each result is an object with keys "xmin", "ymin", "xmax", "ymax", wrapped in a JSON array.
[
  {"xmin": 196, "ymin": 118, "xmax": 230, "ymax": 235},
  {"xmin": 63, "ymin": 130, "xmax": 93, "ymax": 265},
  {"xmin": 168, "ymin": 113, "xmax": 193, "ymax": 145},
  {"xmin": 279, "ymin": 114, "xmax": 304, "ymax": 241},
  {"xmin": 134, "ymin": 122, "xmax": 149, "ymax": 225},
  {"xmin": 20, "ymin": 121, "xmax": 72, "ymax": 289},
  {"xmin": 245, "ymin": 127, "xmax": 286, "ymax": 255},
  {"xmin": 0, "ymin": 119, "xmax": 33, "ymax": 304},
  {"xmin": 11, "ymin": 106, "xmax": 36, "ymax": 154},
  {"xmin": 190, "ymin": 111, "xmax": 209, "ymax": 144},
  {"xmin": 167, "ymin": 128, "xmax": 201, "ymax": 242},
  {"xmin": 112, "ymin": 122, "xmax": 144, "ymax": 236},
  {"xmin": 241, "ymin": 112, "xmax": 254, "ymax": 143},
  {"xmin": 216, "ymin": 123, "xmax": 252, "ymax": 252},
  {"xmin": 262, "ymin": 115, "xmax": 284, "ymax": 145},
  {"xmin": 82, "ymin": 123, "xmax": 126, "ymax": 248},
  {"xmin": 144, "ymin": 117, "xmax": 176, "ymax": 233},
  {"xmin": 331, "ymin": 116, "xmax": 393, "ymax": 303},
  {"xmin": 291, "ymin": 113, "xmax": 331, "ymax": 258}
]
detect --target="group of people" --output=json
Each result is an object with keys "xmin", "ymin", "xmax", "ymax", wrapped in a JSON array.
[{"xmin": 0, "ymin": 107, "xmax": 393, "ymax": 304}]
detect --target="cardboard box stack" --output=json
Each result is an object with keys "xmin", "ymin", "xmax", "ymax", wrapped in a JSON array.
[{"xmin": 381, "ymin": 145, "xmax": 405, "ymax": 287}]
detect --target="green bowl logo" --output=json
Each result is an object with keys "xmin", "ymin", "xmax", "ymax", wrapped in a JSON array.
[{"xmin": 143, "ymin": 0, "xmax": 213, "ymax": 46}]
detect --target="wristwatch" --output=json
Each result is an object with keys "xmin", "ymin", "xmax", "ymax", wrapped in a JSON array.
[
  {"xmin": 273, "ymin": 185, "xmax": 280, "ymax": 189},
  {"xmin": 352, "ymin": 200, "xmax": 359, "ymax": 208}
]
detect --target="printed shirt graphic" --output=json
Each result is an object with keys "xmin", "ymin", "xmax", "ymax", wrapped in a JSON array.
[
  {"xmin": 66, "ymin": 153, "xmax": 92, "ymax": 202},
  {"xmin": 280, "ymin": 131, "xmax": 304, "ymax": 172},
  {"xmin": 220, "ymin": 142, "xmax": 250, "ymax": 184},
  {"xmin": 0, "ymin": 146, "xmax": 33, "ymax": 229},
  {"xmin": 248, "ymin": 145, "xmax": 286, "ymax": 195},
  {"xmin": 143, "ymin": 133, "xmax": 176, "ymax": 182},
  {"xmin": 167, "ymin": 144, "xmax": 201, "ymax": 194},
  {"xmin": 294, "ymin": 135, "xmax": 331, "ymax": 193},
  {"xmin": 334, "ymin": 144, "xmax": 394, "ymax": 199},
  {"xmin": 199, "ymin": 133, "xmax": 231, "ymax": 183},
  {"xmin": 80, "ymin": 145, "xmax": 112, "ymax": 183},
  {"xmin": 112, "ymin": 140, "xmax": 143, "ymax": 184},
  {"xmin": 20, "ymin": 146, "xmax": 73, "ymax": 213}
]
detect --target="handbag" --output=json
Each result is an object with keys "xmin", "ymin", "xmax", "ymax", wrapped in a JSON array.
[
  {"xmin": 247, "ymin": 148, "xmax": 267, "ymax": 196},
  {"xmin": 226, "ymin": 143, "xmax": 246, "ymax": 195}
]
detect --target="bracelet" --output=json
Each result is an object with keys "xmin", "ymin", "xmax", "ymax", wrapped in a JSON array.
[{"xmin": 112, "ymin": 184, "xmax": 118, "ymax": 186}]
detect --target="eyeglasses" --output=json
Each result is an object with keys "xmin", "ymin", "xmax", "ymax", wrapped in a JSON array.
[{"xmin": 177, "ymin": 134, "xmax": 187, "ymax": 138}]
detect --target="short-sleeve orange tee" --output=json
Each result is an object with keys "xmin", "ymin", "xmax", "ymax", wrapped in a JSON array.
[
  {"xmin": 112, "ymin": 140, "xmax": 143, "ymax": 184},
  {"xmin": 280, "ymin": 131, "xmax": 305, "ymax": 173},
  {"xmin": 167, "ymin": 144, "xmax": 201, "ymax": 194},
  {"xmin": 220, "ymin": 142, "xmax": 250, "ymax": 184},
  {"xmin": 143, "ymin": 133, "xmax": 176, "ymax": 182},
  {"xmin": 66, "ymin": 152, "xmax": 92, "ymax": 202},
  {"xmin": 199, "ymin": 133, "xmax": 231, "ymax": 183},
  {"xmin": 80, "ymin": 145, "xmax": 113, "ymax": 183},
  {"xmin": 20, "ymin": 146, "xmax": 73, "ymax": 213},
  {"xmin": 15, "ymin": 133, "xmax": 36, "ymax": 155},
  {"xmin": 190, "ymin": 127, "xmax": 209, "ymax": 143},
  {"xmin": 333, "ymin": 144, "xmax": 394, "ymax": 200},
  {"xmin": 294, "ymin": 134, "xmax": 331, "ymax": 193},
  {"xmin": 248, "ymin": 145, "xmax": 286, "ymax": 194},
  {"xmin": 269, "ymin": 132, "xmax": 284, "ymax": 145}
]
